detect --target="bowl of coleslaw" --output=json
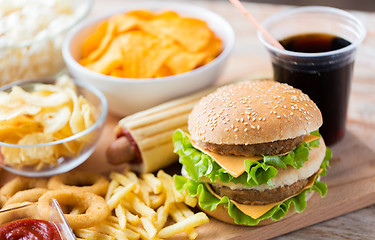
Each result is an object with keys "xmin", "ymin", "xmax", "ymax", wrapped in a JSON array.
[{"xmin": 0, "ymin": 0, "xmax": 93, "ymax": 86}]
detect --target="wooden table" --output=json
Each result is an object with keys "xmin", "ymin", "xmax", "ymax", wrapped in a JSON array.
[
  {"xmin": 88, "ymin": 1, "xmax": 375, "ymax": 239},
  {"xmin": 2, "ymin": 0, "xmax": 374, "ymax": 239}
]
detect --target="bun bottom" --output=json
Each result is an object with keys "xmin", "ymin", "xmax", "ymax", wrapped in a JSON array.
[{"xmin": 201, "ymin": 190, "xmax": 315, "ymax": 226}]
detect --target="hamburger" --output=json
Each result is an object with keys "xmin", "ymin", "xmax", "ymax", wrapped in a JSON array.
[{"xmin": 173, "ymin": 80, "xmax": 331, "ymax": 225}]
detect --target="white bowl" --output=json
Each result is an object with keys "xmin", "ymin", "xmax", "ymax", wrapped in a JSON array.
[{"xmin": 62, "ymin": 2, "xmax": 235, "ymax": 116}]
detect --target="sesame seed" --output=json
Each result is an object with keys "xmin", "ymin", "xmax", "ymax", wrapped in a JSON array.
[
  {"xmin": 277, "ymin": 116, "xmax": 281, "ymax": 119},
  {"xmin": 290, "ymin": 112, "xmax": 294, "ymax": 115},
  {"xmin": 257, "ymin": 125, "xmax": 260, "ymax": 130}
]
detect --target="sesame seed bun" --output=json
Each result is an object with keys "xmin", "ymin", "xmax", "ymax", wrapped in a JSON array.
[{"xmin": 188, "ymin": 80, "xmax": 322, "ymax": 145}]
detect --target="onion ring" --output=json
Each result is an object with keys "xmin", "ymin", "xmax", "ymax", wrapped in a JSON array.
[
  {"xmin": 3, "ymin": 188, "xmax": 48, "ymax": 207},
  {"xmin": 0, "ymin": 177, "xmax": 48, "ymax": 205},
  {"xmin": 48, "ymin": 171, "xmax": 109, "ymax": 196},
  {"xmin": 37, "ymin": 190, "xmax": 110, "ymax": 229}
]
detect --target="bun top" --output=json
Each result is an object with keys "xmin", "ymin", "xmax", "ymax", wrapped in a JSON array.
[{"xmin": 188, "ymin": 81, "xmax": 322, "ymax": 145}]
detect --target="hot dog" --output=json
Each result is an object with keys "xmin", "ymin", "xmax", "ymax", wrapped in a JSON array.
[{"xmin": 106, "ymin": 87, "xmax": 215, "ymax": 173}]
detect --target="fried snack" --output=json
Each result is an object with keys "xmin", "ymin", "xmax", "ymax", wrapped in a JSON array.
[
  {"xmin": 38, "ymin": 189, "xmax": 110, "ymax": 229},
  {"xmin": 0, "ymin": 75, "xmax": 97, "ymax": 169},
  {"xmin": 3, "ymin": 188, "xmax": 48, "ymax": 207},
  {"xmin": 48, "ymin": 171, "xmax": 109, "ymax": 196},
  {"xmin": 0, "ymin": 177, "xmax": 48, "ymax": 205},
  {"xmin": 75, "ymin": 169, "xmax": 208, "ymax": 240},
  {"xmin": 80, "ymin": 10, "xmax": 222, "ymax": 78},
  {"xmin": 107, "ymin": 86, "xmax": 216, "ymax": 172},
  {"xmin": 157, "ymin": 212, "xmax": 209, "ymax": 239}
]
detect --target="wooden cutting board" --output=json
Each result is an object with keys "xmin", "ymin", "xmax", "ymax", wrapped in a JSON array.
[
  {"xmin": 1, "ymin": 114, "xmax": 374, "ymax": 240},
  {"xmin": 81, "ymin": 114, "xmax": 375, "ymax": 240},
  {"xmin": 184, "ymin": 130, "xmax": 375, "ymax": 240}
]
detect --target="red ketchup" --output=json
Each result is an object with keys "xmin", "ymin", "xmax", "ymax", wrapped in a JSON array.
[{"xmin": 0, "ymin": 219, "xmax": 62, "ymax": 240}]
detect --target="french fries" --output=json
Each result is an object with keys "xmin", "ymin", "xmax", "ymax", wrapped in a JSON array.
[{"xmin": 75, "ymin": 169, "xmax": 208, "ymax": 240}]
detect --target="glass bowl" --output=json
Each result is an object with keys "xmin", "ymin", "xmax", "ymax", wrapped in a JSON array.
[
  {"xmin": 0, "ymin": 200, "xmax": 75, "ymax": 240},
  {"xmin": 0, "ymin": 0, "xmax": 94, "ymax": 86},
  {"xmin": 0, "ymin": 77, "xmax": 108, "ymax": 177}
]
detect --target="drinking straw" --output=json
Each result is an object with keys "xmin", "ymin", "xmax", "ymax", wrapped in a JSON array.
[{"xmin": 229, "ymin": 0, "xmax": 285, "ymax": 50}]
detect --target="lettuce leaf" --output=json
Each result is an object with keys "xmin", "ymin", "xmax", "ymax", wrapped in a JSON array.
[
  {"xmin": 174, "ymin": 147, "xmax": 331, "ymax": 226},
  {"xmin": 173, "ymin": 129, "xmax": 321, "ymax": 188}
]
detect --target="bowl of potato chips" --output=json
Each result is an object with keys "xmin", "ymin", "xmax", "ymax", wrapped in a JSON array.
[
  {"xmin": 0, "ymin": 75, "xmax": 108, "ymax": 177},
  {"xmin": 63, "ymin": 2, "xmax": 235, "ymax": 116}
]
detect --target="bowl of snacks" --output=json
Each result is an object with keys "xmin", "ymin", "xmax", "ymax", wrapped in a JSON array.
[
  {"xmin": 63, "ymin": 2, "xmax": 235, "ymax": 116},
  {"xmin": 0, "ymin": 75, "xmax": 108, "ymax": 177},
  {"xmin": 0, "ymin": 200, "xmax": 75, "ymax": 239},
  {"xmin": 0, "ymin": 0, "xmax": 93, "ymax": 86}
]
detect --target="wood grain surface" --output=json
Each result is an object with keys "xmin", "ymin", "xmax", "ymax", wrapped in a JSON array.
[
  {"xmin": 88, "ymin": 1, "xmax": 375, "ymax": 239},
  {"xmin": 1, "ymin": 1, "xmax": 375, "ymax": 239}
]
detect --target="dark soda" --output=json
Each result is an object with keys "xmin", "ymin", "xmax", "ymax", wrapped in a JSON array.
[{"xmin": 274, "ymin": 33, "xmax": 352, "ymax": 145}]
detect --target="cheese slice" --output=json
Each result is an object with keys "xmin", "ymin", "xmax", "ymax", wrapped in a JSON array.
[
  {"xmin": 304, "ymin": 134, "xmax": 320, "ymax": 143},
  {"xmin": 188, "ymin": 135, "xmax": 262, "ymax": 177},
  {"xmin": 189, "ymin": 134, "xmax": 319, "ymax": 178},
  {"xmin": 205, "ymin": 169, "xmax": 321, "ymax": 220}
]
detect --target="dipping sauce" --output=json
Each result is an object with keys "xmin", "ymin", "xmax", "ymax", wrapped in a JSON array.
[
  {"xmin": 274, "ymin": 33, "xmax": 352, "ymax": 145},
  {"xmin": 0, "ymin": 218, "xmax": 62, "ymax": 240}
]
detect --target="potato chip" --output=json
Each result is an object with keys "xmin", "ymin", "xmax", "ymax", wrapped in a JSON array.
[
  {"xmin": 117, "ymin": 31, "xmax": 178, "ymax": 78},
  {"xmin": 1, "ymin": 132, "xmax": 57, "ymax": 167},
  {"xmin": 81, "ymin": 21, "xmax": 109, "ymax": 59},
  {"xmin": 166, "ymin": 50, "xmax": 207, "ymax": 75},
  {"xmin": 37, "ymin": 106, "xmax": 71, "ymax": 134},
  {"xmin": 10, "ymin": 85, "xmax": 70, "ymax": 107},
  {"xmin": 0, "ymin": 115, "xmax": 43, "ymax": 143},
  {"xmin": 67, "ymin": 88, "xmax": 86, "ymax": 135},
  {"xmin": 79, "ymin": 97, "xmax": 96, "ymax": 129},
  {"xmin": 0, "ymin": 105, "xmax": 41, "ymax": 121},
  {"xmin": 18, "ymin": 133, "xmax": 57, "ymax": 165},
  {"xmin": 80, "ymin": 10, "xmax": 223, "ymax": 78},
  {"xmin": 0, "ymin": 75, "xmax": 97, "ymax": 169},
  {"xmin": 83, "ymin": 19, "xmax": 117, "ymax": 63},
  {"xmin": 147, "ymin": 14, "xmax": 213, "ymax": 52},
  {"xmin": 85, "ymin": 37, "xmax": 123, "ymax": 74}
]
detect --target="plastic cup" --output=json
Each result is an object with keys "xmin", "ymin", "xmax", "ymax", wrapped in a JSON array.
[{"xmin": 258, "ymin": 6, "xmax": 366, "ymax": 145}]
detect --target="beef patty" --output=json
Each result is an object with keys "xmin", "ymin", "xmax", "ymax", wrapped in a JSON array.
[
  {"xmin": 198, "ymin": 135, "xmax": 305, "ymax": 156},
  {"xmin": 210, "ymin": 178, "xmax": 309, "ymax": 205}
]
